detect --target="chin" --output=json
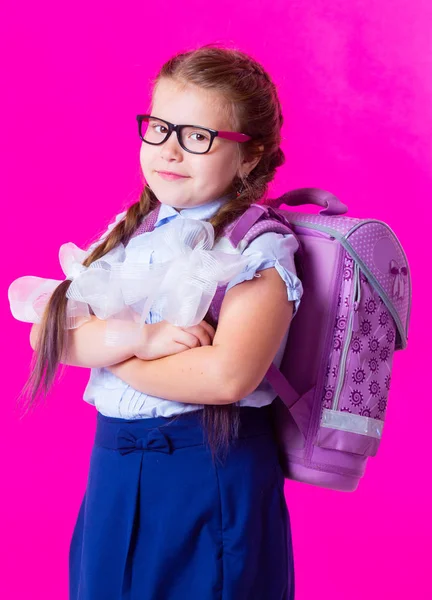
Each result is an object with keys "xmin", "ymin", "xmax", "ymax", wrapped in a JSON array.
[
  {"xmin": 152, "ymin": 192, "xmax": 185, "ymax": 209},
  {"xmin": 154, "ymin": 191, "xmax": 180, "ymax": 203}
]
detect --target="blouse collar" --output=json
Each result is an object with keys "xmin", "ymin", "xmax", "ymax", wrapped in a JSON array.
[{"xmin": 155, "ymin": 192, "xmax": 236, "ymax": 228}]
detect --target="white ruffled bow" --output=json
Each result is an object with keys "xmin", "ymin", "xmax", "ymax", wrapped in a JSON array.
[
  {"xmin": 8, "ymin": 218, "xmax": 263, "ymax": 347},
  {"xmin": 8, "ymin": 241, "xmax": 126, "ymax": 330}
]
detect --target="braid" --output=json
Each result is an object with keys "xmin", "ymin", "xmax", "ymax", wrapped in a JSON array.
[
  {"xmin": 18, "ymin": 184, "xmax": 159, "ymax": 412},
  {"xmin": 82, "ymin": 186, "xmax": 159, "ymax": 267}
]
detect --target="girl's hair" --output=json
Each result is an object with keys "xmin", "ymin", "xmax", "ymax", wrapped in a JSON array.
[{"xmin": 20, "ymin": 43, "xmax": 285, "ymax": 465}]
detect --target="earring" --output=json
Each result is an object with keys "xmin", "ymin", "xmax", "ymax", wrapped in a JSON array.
[{"xmin": 236, "ymin": 176, "xmax": 247, "ymax": 197}]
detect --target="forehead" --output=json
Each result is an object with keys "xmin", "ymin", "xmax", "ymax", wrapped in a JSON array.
[{"xmin": 151, "ymin": 78, "xmax": 235, "ymax": 130}]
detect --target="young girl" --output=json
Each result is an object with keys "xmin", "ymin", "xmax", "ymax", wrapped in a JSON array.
[{"xmin": 24, "ymin": 44, "xmax": 303, "ymax": 600}]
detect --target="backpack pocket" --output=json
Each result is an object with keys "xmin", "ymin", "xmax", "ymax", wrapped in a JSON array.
[{"xmin": 316, "ymin": 253, "xmax": 397, "ymax": 457}]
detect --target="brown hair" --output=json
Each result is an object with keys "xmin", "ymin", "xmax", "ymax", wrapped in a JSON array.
[{"xmin": 19, "ymin": 43, "xmax": 285, "ymax": 465}]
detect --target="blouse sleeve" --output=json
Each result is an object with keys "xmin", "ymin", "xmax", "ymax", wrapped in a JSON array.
[{"xmin": 225, "ymin": 231, "xmax": 304, "ymax": 317}]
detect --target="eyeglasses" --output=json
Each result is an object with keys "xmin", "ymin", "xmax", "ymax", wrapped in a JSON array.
[{"xmin": 136, "ymin": 114, "xmax": 252, "ymax": 155}]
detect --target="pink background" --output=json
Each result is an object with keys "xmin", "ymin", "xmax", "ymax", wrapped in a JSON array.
[{"xmin": 1, "ymin": 1, "xmax": 430, "ymax": 598}]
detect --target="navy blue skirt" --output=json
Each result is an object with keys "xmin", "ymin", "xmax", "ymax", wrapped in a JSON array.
[{"xmin": 69, "ymin": 404, "xmax": 295, "ymax": 599}]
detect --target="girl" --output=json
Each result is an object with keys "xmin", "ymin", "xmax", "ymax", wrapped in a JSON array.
[{"xmin": 25, "ymin": 44, "xmax": 303, "ymax": 599}]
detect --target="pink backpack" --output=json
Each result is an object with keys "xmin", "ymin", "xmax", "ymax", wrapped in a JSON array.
[{"xmin": 134, "ymin": 188, "xmax": 412, "ymax": 492}]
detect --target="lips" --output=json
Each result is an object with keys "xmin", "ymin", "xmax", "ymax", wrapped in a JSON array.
[
  {"xmin": 157, "ymin": 171, "xmax": 190, "ymax": 181},
  {"xmin": 157, "ymin": 171, "xmax": 188, "ymax": 177}
]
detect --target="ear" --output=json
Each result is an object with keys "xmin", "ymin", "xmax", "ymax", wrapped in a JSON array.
[{"xmin": 240, "ymin": 143, "xmax": 265, "ymax": 177}]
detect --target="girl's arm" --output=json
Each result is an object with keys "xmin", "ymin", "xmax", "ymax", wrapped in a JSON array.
[
  {"xmin": 30, "ymin": 316, "xmax": 212, "ymax": 369},
  {"xmin": 108, "ymin": 346, "xmax": 235, "ymax": 406},
  {"xmin": 29, "ymin": 317, "xmax": 138, "ymax": 369},
  {"xmin": 108, "ymin": 267, "xmax": 294, "ymax": 406}
]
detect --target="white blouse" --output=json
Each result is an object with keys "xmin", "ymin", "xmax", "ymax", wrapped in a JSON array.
[{"xmin": 83, "ymin": 195, "xmax": 304, "ymax": 419}]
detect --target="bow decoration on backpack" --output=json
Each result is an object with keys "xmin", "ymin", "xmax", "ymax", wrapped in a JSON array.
[{"xmin": 389, "ymin": 259, "xmax": 408, "ymax": 301}]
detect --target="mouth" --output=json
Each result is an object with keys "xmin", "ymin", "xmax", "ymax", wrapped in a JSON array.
[{"xmin": 156, "ymin": 171, "xmax": 190, "ymax": 181}]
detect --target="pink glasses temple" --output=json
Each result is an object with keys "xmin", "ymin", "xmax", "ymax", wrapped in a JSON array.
[{"xmin": 217, "ymin": 131, "xmax": 252, "ymax": 142}]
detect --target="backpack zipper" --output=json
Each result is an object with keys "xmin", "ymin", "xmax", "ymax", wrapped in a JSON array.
[{"xmin": 332, "ymin": 260, "xmax": 361, "ymax": 411}]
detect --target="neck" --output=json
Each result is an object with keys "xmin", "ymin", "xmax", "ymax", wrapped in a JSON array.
[{"xmin": 174, "ymin": 191, "xmax": 236, "ymax": 221}]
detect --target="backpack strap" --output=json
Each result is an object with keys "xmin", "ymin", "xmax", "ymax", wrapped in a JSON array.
[
  {"xmin": 129, "ymin": 203, "xmax": 162, "ymax": 240},
  {"xmin": 266, "ymin": 363, "xmax": 300, "ymax": 410},
  {"xmin": 222, "ymin": 204, "xmax": 304, "ymax": 284},
  {"xmin": 222, "ymin": 204, "xmax": 303, "ymax": 419},
  {"xmin": 226, "ymin": 204, "xmax": 268, "ymax": 246},
  {"xmin": 225, "ymin": 204, "xmax": 297, "ymax": 248}
]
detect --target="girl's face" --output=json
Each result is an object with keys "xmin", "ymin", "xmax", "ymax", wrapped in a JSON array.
[{"xmin": 139, "ymin": 78, "xmax": 257, "ymax": 210}]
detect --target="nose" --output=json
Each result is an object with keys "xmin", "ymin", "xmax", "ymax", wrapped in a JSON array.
[{"xmin": 160, "ymin": 129, "xmax": 184, "ymax": 161}]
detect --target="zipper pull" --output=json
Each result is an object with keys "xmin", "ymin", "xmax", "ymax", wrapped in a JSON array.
[
  {"xmin": 353, "ymin": 301, "xmax": 360, "ymax": 332},
  {"xmin": 352, "ymin": 261, "xmax": 361, "ymax": 332}
]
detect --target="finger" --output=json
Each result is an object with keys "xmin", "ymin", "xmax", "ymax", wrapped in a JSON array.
[
  {"xmin": 194, "ymin": 327, "xmax": 212, "ymax": 346},
  {"xmin": 200, "ymin": 319, "xmax": 216, "ymax": 339},
  {"xmin": 184, "ymin": 322, "xmax": 214, "ymax": 343},
  {"xmin": 170, "ymin": 342, "xmax": 193, "ymax": 354},
  {"xmin": 175, "ymin": 330, "xmax": 202, "ymax": 349},
  {"xmin": 182, "ymin": 325, "xmax": 211, "ymax": 347}
]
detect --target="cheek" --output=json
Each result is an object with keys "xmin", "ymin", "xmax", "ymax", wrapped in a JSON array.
[
  {"xmin": 201, "ymin": 149, "xmax": 237, "ymax": 179},
  {"xmin": 139, "ymin": 145, "xmax": 149, "ymax": 168},
  {"xmin": 200, "ymin": 155, "xmax": 238, "ymax": 183},
  {"xmin": 139, "ymin": 145, "xmax": 158, "ymax": 177}
]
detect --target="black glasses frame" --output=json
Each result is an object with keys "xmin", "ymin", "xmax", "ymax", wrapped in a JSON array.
[{"xmin": 136, "ymin": 114, "xmax": 252, "ymax": 155}]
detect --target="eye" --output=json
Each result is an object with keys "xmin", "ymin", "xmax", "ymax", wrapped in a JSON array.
[
  {"xmin": 153, "ymin": 123, "xmax": 168, "ymax": 134},
  {"xmin": 190, "ymin": 131, "xmax": 210, "ymax": 142}
]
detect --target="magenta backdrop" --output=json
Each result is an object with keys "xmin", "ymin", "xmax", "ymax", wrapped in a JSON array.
[{"xmin": 1, "ymin": 1, "xmax": 430, "ymax": 598}]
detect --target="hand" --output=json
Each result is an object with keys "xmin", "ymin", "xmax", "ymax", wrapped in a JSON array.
[{"xmin": 133, "ymin": 319, "xmax": 216, "ymax": 361}]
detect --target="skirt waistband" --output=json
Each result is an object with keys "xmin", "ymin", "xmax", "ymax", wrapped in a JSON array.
[{"xmin": 95, "ymin": 405, "xmax": 274, "ymax": 454}]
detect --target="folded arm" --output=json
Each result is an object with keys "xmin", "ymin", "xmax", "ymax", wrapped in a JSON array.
[
  {"xmin": 30, "ymin": 316, "xmax": 139, "ymax": 369},
  {"xmin": 108, "ymin": 267, "xmax": 294, "ymax": 406}
]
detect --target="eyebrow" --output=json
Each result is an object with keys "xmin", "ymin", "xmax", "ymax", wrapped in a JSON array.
[{"xmin": 151, "ymin": 115, "xmax": 219, "ymax": 129}]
